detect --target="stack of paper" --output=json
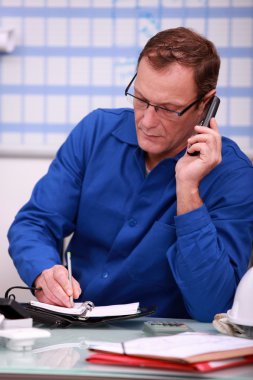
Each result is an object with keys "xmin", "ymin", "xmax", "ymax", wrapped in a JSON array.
[{"xmin": 86, "ymin": 332, "xmax": 253, "ymax": 373}]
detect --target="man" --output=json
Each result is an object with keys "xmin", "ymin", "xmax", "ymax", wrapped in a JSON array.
[{"xmin": 8, "ymin": 27, "xmax": 253, "ymax": 322}]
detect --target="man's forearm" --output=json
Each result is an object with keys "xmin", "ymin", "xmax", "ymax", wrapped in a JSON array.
[{"xmin": 176, "ymin": 181, "xmax": 203, "ymax": 215}]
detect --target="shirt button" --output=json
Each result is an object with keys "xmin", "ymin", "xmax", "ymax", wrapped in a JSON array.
[
  {"xmin": 128, "ymin": 218, "xmax": 137, "ymax": 227},
  {"xmin": 102, "ymin": 272, "xmax": 109, "ymax": 279}
]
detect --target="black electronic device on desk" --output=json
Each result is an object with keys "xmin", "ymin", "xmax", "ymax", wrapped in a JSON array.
[{"xmin": 0, "ymin": 297, "xmax": 30, "ymax": 320}]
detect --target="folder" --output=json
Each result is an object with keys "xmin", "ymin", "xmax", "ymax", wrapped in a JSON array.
[
  {"xmin": 86, "ymin": 352, "xmax": 253, "ymax": 373},
  {"xmin": 85, "ymin": 332, "xmax": 253, "ymax": 373}
]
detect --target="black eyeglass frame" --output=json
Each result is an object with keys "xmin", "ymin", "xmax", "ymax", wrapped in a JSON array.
[{"xmin": 125, "ymin": 73, "xmax": 204, "ymax": 117}]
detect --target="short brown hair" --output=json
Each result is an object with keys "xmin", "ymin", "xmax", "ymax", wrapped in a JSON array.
[{"xmin": 137, "ymin": 27, "xmax": 220, "ymax": 97}]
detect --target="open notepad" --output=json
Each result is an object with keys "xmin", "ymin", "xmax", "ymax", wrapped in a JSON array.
[
  {"xmin": 29, "ymin": 301, "xmax": 140, "ymax": 319},
  {"xmin": 25, "ymin": 301, "xmax": 154, "ymax": 327}
]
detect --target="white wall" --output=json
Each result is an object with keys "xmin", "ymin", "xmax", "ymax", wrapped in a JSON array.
[{"xmin": 0, "ymin": 157, "xmax": 52, "ymax": 302}]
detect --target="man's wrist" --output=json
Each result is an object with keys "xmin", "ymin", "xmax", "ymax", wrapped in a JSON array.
[{"xmin": 176, "ymin": 182, "xmax": 202, "ymax": 215}]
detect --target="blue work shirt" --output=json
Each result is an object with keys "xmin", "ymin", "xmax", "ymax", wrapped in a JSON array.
[{"xmin": 8, "ymin": 108, "xmax": 253, "ymax": 322}]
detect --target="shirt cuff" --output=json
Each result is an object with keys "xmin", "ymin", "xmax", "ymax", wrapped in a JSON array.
[{"xmin": 174, "ymin": 204, "xmax": 212, "ymax": 236}]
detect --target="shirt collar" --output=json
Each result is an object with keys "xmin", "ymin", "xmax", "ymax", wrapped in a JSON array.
[{"xmin": 111, "ymin": 110, "xmax": 138, "ymax": 146}]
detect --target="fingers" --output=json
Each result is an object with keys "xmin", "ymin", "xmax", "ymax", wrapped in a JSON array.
[
  {"xmin": 195, "ymin": 117, "xmax": 219, "ymax": 135},
  {"xmin": 34, "ymin": 264, "xmax": 82, "ymax": 307},
  {"xmin": 72, "ymin": 277, "xmax": 82, "ymax": 300},
  {"xmin": 35, "ymin": 265, "xmax": 71, "ymax": 306},
  {"xmin": 209, "ymin": 116, "xmax": 219, "ymax": 132},
  {"xmin": 187, "ymin": 119, "xmax": 221, "ymax": 164}
]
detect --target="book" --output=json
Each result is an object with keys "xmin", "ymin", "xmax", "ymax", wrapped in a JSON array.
[
  {"xmin": 23, "ymin": 300, "xmax": 155, "ymax": 327},
  {"xmin": 85, "ymin": 332, "xmax": 253, "ymax": 364},
  {"xmin": 1, "ymin": 292, "xmax": 155, "ymax": 328},
  {"xmin": 86, "ymin": 351, "xmax": 253, "ymax": 373},
  {"xmin": 29, "ymin": 300, "xmax": 140, "ymax": 319}
]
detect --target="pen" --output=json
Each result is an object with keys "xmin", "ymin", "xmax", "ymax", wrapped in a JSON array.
[{"xmin": 67, "ymin": 251, "xmax": 73, "ymax": 304}]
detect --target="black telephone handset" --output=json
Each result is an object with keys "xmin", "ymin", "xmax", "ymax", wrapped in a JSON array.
[
  {"xmin": 188, "ymin": 95, "xmax": 220, "ymax": 156},
  {"xmin": 200, "ymin": 95, "xmax": 220, "ymax": 127}
]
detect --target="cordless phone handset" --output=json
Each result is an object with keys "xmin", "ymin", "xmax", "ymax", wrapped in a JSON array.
[
  {"xmin": 187, "ymin": 95, "xmax": 220, "ymax": 156},
  {"xmin": 200, "ymin": 95, "xmax": 220, "ymax": 127}
]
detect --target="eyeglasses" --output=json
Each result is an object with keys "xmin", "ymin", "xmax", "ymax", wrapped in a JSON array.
[{"xmin": 125, "ymin": 73, "xmax": 203, "ymax": 121}]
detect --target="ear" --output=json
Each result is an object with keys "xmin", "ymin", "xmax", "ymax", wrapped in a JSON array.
[{"xmin": 201, "ymin": 89, "xmax": 217, "ymax": 111}]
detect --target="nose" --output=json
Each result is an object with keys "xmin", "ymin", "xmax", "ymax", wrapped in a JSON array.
[{"xmin": 141, "ymin": 104, "xmax": 159, "ymax": 127}]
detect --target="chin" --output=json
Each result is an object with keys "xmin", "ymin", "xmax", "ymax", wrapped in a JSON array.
[
  {"xmin": 137, "ymin": 134, "xmax": 155, "ymax": 148},
  {"xmin": 138, "ymin": 140, "xmax": 163, "ymax": 155}
]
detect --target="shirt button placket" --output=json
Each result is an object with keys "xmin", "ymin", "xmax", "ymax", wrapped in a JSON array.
[
  {"xmin": 128, "ymin": 218, "xmax": 137, "ymax": 227},
  {"xmin": 102, "ymin": 271, "xmax": 109, "ymax": 279}
]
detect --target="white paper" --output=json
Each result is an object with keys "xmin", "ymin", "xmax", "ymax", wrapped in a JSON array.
[
  {"xmin": 30, "ymin": 301, "xmax": 139, "ymax": 318},
  {"xmin": 86, "ymin": 302, "xmax": 139, "ymax": 317},
  {"xmin": 86, "ymin": 332, "xmax": 253, "ymax": 359}
]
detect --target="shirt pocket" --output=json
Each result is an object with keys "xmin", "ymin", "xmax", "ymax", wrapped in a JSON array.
[{"xmin": 125, "ymin": 220, "xmax": 177, "ymax": 290}]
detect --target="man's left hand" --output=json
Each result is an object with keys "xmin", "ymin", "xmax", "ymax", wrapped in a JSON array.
[
  {"xmin": 176, "ymin": 118, "xmax": 222, "ymax": 187},
  {"xmin": 175, "ymin": 118, "xmax": 222, "ymax": 215}
]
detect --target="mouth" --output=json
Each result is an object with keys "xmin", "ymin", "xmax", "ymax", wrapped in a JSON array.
[{"xmin": 139, "ymin": 127, "xmax": 162, "ymax": 138}]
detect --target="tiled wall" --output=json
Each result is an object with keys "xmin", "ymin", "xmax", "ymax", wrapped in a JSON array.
[{"xmin": 0, "ymin": 0, "xmax": 252, "ymax": 156}]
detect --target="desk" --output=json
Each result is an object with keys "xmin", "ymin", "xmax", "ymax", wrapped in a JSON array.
[{"xmin": 0, "ymin": 317, "xmax": 253, "ymax": 380}]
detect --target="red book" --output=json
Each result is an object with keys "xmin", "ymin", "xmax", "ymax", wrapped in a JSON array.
[{"xmin": 86, "ymin": 352, "xmax": 253, "ymax": 373}]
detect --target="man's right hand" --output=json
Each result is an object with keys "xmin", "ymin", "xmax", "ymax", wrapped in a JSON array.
[{"xmin": 34, "ymin": 265, "xmax": 82, "ymax": 307}]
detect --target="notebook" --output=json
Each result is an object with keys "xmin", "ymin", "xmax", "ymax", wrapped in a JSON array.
[
  {"xmin": 1, "ymin": 288, "xmax": 155, "ymax": 328},
  {"xmin": 85, "ymin": 332, "xmax": 253, "ymax": 363},
  {"xmin": 29, "ymin": 300, "xmax": 140, "ymax": 319},
  {"xmin": 23, "ymin": 300, "xmax": 155, "ymax": 328}
]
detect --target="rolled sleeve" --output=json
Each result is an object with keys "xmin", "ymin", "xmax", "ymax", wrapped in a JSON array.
[{"xmin": 174, "ymin": 204, "xmax": 212, "ymax": 236}]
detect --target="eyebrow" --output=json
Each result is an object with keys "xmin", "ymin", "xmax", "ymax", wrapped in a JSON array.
[{"xmin": 134, "ymin": 87, "xmax": 185, "ymax": 109}]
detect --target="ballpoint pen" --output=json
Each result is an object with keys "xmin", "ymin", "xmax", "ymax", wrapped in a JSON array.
[{"xmin": 67, "ymin": 251, "xmax": 73, "ymax": 304}]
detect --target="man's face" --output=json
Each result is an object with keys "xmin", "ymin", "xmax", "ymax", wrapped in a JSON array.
[{"xmin": 133, "ymin": 58, "xmax": 204, "ymax": 167}]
